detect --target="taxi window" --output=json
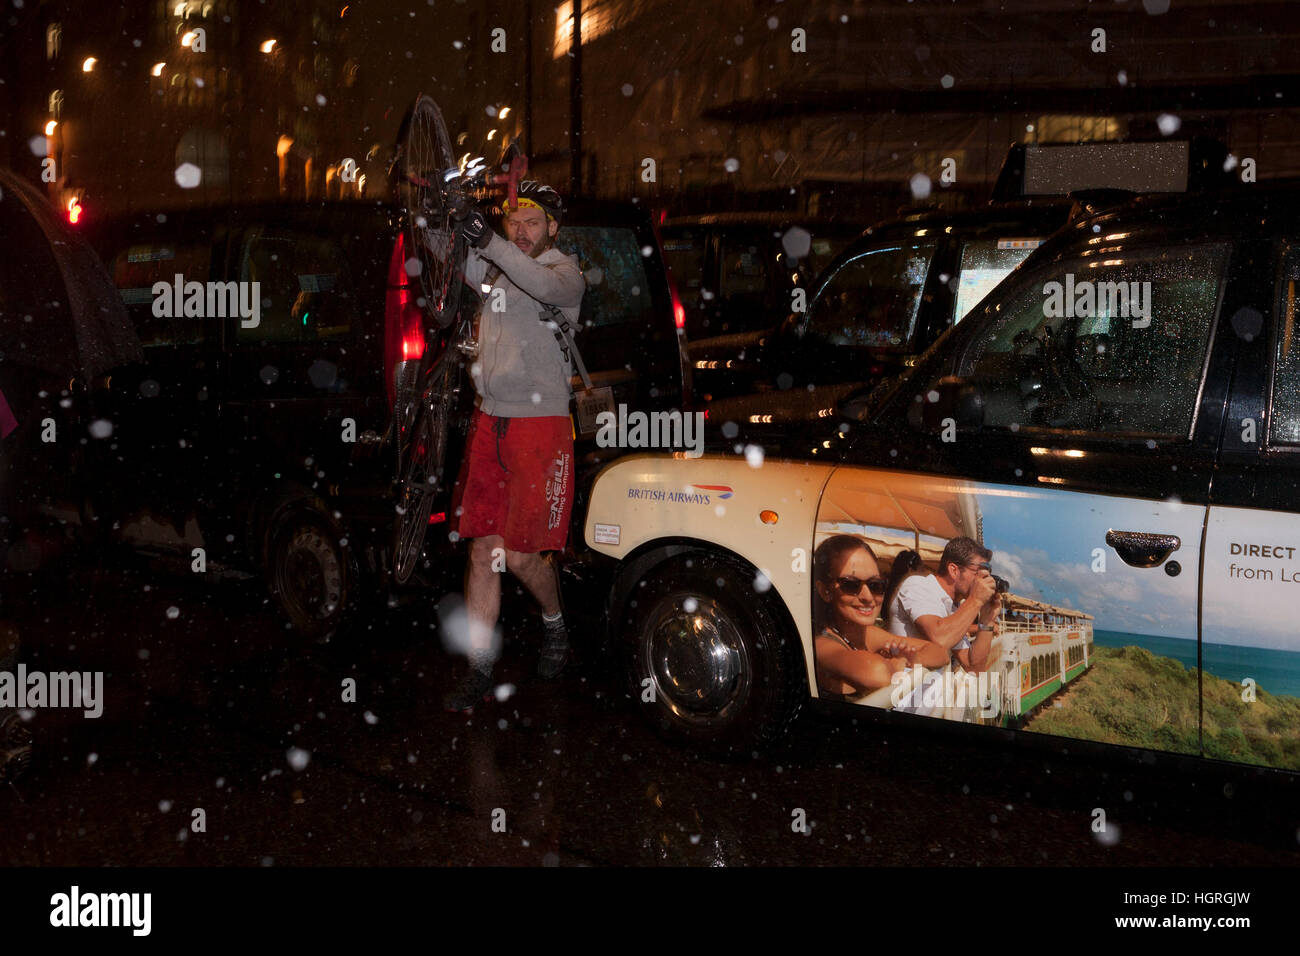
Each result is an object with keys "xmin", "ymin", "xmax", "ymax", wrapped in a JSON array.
[
  {"xmin": 807, "ymin": 243, "xmax": 938, "ymax": 350},
  {"xmin": 953, "ymin": 238, "xmax": 1044, "ymax": 323},
  {"xmin": 110, "ymin": 243, "xmax": 212, "ymax": 347},
  {"xmin": 237, "ymin": 233, "xmax": 357, "ymax": 346},
  {"xmin": 719, "ymin": 238, "xmax": 768, "ymax": 296},
  {"xmin": 958, "ymin": 244, "xmax": 1227, "ymax": 436},
  {"xmin": 661, "ymin": 232, "xmax": 705, "ymax": 293},
  {"xmin": 1271, "ymin": 247, "xmax": 1300, "ymax": 445},
  {"xmin": 553, "ymin": 226, "xmax": 654, "ymax": 330}
]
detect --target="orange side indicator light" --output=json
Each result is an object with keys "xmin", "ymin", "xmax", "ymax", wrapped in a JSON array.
[{"xmin": 759, "ymin": 510, "xmax": 779, "ymax": 525}]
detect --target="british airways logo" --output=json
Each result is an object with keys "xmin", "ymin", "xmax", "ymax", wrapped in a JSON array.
[
  {"xmin": 689, "ymin": 484, "xmax": 733, "ymax": 499},
  {"xmin": 627, "ymin": 484, "xmax": 734, "ymax": 505}
]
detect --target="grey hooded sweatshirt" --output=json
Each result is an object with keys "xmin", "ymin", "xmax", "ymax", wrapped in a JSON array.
[{"xmin": 464, "ymin": 231, "xmax": 586, "ymax": 418}]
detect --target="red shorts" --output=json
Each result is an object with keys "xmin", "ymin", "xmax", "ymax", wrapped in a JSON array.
[{"xmin": 450, "ymin": 410, "xmax": 574, "ymax": 552}]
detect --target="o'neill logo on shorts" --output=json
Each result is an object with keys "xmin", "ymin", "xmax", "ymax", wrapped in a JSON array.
[
  {"xmin": 546, "ymin": 452, "xmax": 572, "ymax": 531},
  {"xmin": 627, "ymin": 484, "xmax": 733, "ymax": 504}
]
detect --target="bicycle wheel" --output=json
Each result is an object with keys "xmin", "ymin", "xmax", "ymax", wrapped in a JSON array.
[
  {"xmin": 393, "ymin": 94, "xmax": 464, "ymax": 330},
  {"xmin": 392, "ymin": 346, "xmax": 460, "ymax": 584}
]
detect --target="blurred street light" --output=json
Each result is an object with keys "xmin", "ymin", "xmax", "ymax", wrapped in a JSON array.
[
  {"xmin": 181, "ymin": 31, "xmax": 197, "ymax": 47},
  {"xmin": 81, "ymin": 57, "xmax": 96, "ymax": 72},
  {"xmin": 152, "ymin": 62, "xmax": 166, "ymax": 77},
  {"xmin": 260, "ymin": 39, "xmax": 277, "ymax": 54},
  {"xmin": 44, "ymin": 120, "xmax": 58, "ymax": 136},
  {"xmin": 487, "ymin": 129, "xmax": 497, "ymax": 141},
  {"xmin": 498, "ymin": 106, "xmax": 511, "ymax": 119}
]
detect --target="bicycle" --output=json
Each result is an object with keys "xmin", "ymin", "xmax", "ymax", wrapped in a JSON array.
[{"xmin": 387, "ymin": 94, "xmax": 529, "ymax": 585}]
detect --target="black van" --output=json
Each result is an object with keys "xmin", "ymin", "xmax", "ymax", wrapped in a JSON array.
[{"xmin": 81, "ymin": 198, "xmax": 687, "ymax": 638}]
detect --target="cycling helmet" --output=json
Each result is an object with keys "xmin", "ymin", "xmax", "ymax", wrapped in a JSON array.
[{"xmin": 514, "ymin": 180, "xmax": 564, "ymax": 225}]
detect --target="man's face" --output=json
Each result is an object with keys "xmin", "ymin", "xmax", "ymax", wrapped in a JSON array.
[
  {"xmin": 950, "ymin": 558, "xmax": 989, "ymax": 601},
  {"xmin": 504, "ymin": 204, "xmax": 557, "ymax": 258}
]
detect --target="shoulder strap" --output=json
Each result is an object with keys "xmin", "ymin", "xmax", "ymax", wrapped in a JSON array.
[
  {"xmin": 541, "ymin": 302, "xmax": 593, "ymax": 392},
  {"xmin": 479, "ymin": 265, "xmax": 593, "ymax": 393}
]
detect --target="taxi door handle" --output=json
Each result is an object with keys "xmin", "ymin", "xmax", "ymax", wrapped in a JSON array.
[{"xmin": 1105, "ymin": 530, "xmax": 1181, "ymax": 568}]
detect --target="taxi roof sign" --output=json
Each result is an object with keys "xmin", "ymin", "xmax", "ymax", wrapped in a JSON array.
[{"xmin": 991, "ymin": 137, "xmax": 1232, "ymax": 203}]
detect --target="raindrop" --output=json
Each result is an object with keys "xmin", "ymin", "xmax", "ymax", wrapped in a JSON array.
[
  {"xmin": 940, "ymin": 74, "xmax": 954, "ymax": 89},
  {"xmin": 909, "ymin": 172, "xmax": 932, "ymax": 200},
  {"xmin": 494, "ymin": 683, "xmax": 516, "ymax": 701},
  {"xmin": 165, "ymin": 606, "xmax": 180, "ymax": 619},
  {"xmin": 1117, "ymin": 70, "xmax": 1128, "ymax": 87},
  {"xmin": 721, "ymin": 421, "xmax": 739, "ymax": 439},
  {"xmin": 159, "ymin": 799, "xmax": 173, "ymax": 812},
  {"xmin": 1230, "ymin": 306, "xmax": 1263, "ymax": 341},
  {"xmin": 683, "ymin": 597, "xmax": 699, "ymax": 613},
  {"xmin": 1142, "ymin": 0, "xmax": 1170, "ymax": 13},
  {"xmin": 1093, "ymin": 823, "xmax": 1121, "ymax": 846},
  {"xmin": 139, "ymin": 379, "xmax": 160, "ymax": 398},
  {"xmin": 1156, "ymin": 113, "xmax": 1181, "ymax": 136},
  {"xmin": 259, "ymin": 365, "xmax": 279, "ymax": 384},
  {"xmin": 621, "ymin": 83, "xmax": 634, "ymax": 97},
  {"xmin": 315, "ymin": 94, "xmax": 327, "ymax": 106},
  {"xmin": 88, "ymin": 419, "xmax": 113, "ymax": 439},
  {"xmin": 754, "ymin": 572, "xmax": 772, "ymax": 593},
  {"xmin": 286, "ymin": 747, "xmax": 311, "ymax": 771},
  {"xmin": 744, "ymin": 444, "xmax": 764, "ymax": 468},
  {"xmin": 307, "ymin": 360, "xmax": 338, "ymax": 389},
  {"xmin": 723, "ymin": 157, "xmax": 740, "ymax": 173},
  {"xmin": 363, "ymin": 710, "xmax": 378, "ymax": 725},
  {"xmin": 781, "ymin": 226, "xmax": 811, "ymax": 259}
]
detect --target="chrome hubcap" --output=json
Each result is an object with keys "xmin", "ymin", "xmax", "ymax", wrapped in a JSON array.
[{"xmin": 642, "ymin": 593, "xmax": 750, "ymax": 725}]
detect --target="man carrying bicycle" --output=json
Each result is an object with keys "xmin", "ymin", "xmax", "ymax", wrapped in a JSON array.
[{"xmin": 443, "ymin": 181, "xmax": 586, "ymax": 712}]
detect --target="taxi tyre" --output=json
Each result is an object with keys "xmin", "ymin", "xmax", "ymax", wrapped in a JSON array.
[
  {"xmin": 263, "ymin": 494, "xmax": 359, "ymax": 642},
  {"xmin": 623, "ymin": 551, "xmax": 806, "ymax": 756}
]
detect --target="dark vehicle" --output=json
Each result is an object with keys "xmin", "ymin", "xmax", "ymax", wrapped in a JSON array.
[
  {"xmin": 661, "ymin": 213, "xmax": 860, "ymax": 340},
  {"xmin": 701, "ymin": 199, "xmax": 1073, "ymax": 421},
  {"xmin": 578, "ymin": 182, "xmax": 1300, "ymax": 778},
  {"xmin": 661, "ymin": 213, "xmax": 859, "ymax": 402},
  {"xmin": 81, "ymin": 198, "xmax": 687, "ymax": 638}
]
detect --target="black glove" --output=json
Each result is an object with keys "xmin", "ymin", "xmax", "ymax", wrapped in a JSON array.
[{"xmin": 461, "ymin": 209, "xmax": 492, "ymax": 249}]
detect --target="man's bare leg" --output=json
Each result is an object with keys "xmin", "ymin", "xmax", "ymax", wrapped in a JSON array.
[
  {"xmin": 443, "ymin": 535, "xmax": 504, "ymax": 711},
  {"xmin": 467, "ymin": 535, "xmax": 504, "ymax": 647},
  {"xmin": 507, "ymin": 549, "xmax": 569, "ymax": 678},
  {"xmin": 504, "ymin": 550, "xmax": 560, "ymax": 617}
]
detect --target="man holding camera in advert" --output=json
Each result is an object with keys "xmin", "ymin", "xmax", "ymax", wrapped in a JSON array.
[{"xmin": 887, "ymin": 536, "xmax": 1002, "ymax": 673}]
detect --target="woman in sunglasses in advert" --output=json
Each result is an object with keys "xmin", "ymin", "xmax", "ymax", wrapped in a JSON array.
[{"xmin": 813, "ymin": 535, "xmax": 949, "ymax": 702}]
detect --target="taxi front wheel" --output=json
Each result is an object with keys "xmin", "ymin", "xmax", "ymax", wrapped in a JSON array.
[{"xmin": 623, "ymin": 552, "xmax": 806, "ymax": 755}]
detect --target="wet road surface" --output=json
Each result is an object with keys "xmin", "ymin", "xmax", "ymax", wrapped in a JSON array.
[{"xmin": 1, "ymin": 549, "xmax": 1297, "ymax": 867}]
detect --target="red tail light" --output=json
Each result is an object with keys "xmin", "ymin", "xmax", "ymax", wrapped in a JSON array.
[
  {"xmin": 66, "ymin": 197, "xmax": 82, "ymax": 225},
  {"xmin": 385, "ymin": 231, "xmax": 426, "ymax": 407},
  {"xmin": 428, "ymin": 511, "xmax": 446, "ymax": 525}
]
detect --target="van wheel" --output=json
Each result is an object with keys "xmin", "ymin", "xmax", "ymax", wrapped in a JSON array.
[
  {"xmin": 265, "ymin": 503, "xmax": 357, "ymax": 641},
  {"xmin": 622, "ymin": 552, "xmax": 806, "ymax": 756}
]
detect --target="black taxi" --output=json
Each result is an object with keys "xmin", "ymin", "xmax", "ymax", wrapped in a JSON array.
[{"xmin": 576, "ymin": 181, "xmax": 1300, "ymax": 778}]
